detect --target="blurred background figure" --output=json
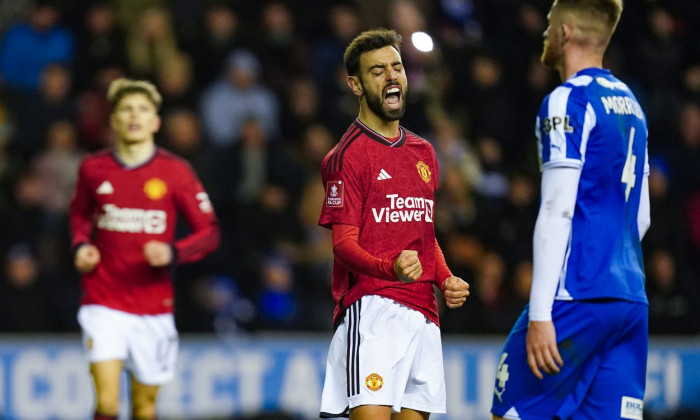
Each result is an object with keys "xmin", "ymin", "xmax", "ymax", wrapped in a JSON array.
[
  {"xmin": 73, "ymin": 1, "xmax": 128, "ymax": 92},
  {"xmin": 0, "ymin": 243, "xmax": 55, "ymax": 332},
  {"xmin": 646, "ymin": 248, "xmax": 700, "ymax": 335},
  {"xmin": 199, "ymin": 49, "xmax": 279, "ymax": 150},
  {"xmin": 0, "ymin": 0, "xmax": 74, "ymax": 92}
]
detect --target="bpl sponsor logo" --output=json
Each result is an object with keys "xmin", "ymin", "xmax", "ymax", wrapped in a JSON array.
[
  {"xmin": 325, "ymin": 180, "xmax": 344, "ymax": 207},
  {"xmin": 542, "ymin": 115, "xmax": 574, "ymax": 134},
  {"xmin": 372, "ymin": 194, "xmax": 433, "ymax": 223},
  {"xmin": 620, "ymin": 396, "xmax": 643, "ymax": 420}
]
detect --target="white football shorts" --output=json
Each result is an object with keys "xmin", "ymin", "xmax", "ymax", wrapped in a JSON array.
[
  {"xmin": 78, "ymin": 304, "xmax": 179, "ymax": 385},
  {"xmin": 320, "ymin": 295, "xmax": 446, "ymax": 417}
]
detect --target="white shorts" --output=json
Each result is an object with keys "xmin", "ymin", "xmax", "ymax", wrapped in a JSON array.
[
  {"xmin": 320, "ymin": 295, "xmax": 446, "ymax": 417},
  {"xmin": 77, "ymin": 304, "xmax": 179, "ymax": 385}
]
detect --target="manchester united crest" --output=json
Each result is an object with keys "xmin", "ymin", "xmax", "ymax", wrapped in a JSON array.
[
  {"xmin": 365, "ymin": 373, "xmax": 383, "ymax": 391},
  {"xmin": 416, "ymin": 161, "xmax": 431, "ymax": 183},
  {"xmin": 144, "ymin": 178, "xmax": 167, "ymax": 200}
]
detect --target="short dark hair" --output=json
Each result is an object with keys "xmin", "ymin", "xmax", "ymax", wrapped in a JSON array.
[{"xmin": 343, "ymin": 28, "xmax": 402, "ymax": 77}]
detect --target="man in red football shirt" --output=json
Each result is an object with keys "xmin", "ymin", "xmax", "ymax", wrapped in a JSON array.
[
  {"xmin": 318, "ymin": 28, "xmax": 470, "ymax": 420},
  {"xmin": 70, "ymin": 78, "xmax": 220, "ymax": 420}
]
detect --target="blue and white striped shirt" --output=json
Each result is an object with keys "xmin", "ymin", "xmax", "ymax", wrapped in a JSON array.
[{"xmin": 535, "ymin": 67, "xmax": 649, "ymax": 304}]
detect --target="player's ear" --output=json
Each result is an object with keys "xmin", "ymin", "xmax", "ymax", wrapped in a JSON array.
[
  {"xmin": 347, "ymin": 76, "xmax": 364, "ymax": 97},
  {"xmin": 561, "ymin": 22, "xmax": 571, "ymax": 44}
]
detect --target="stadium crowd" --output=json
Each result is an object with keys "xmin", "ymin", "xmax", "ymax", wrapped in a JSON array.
[{"xmin": 0, "ymin": 0, "xmax": 698, "ymax": 337}]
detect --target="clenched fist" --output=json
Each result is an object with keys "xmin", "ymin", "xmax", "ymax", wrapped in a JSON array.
[
  {"xmin": 74, "ymin": 244, "xmax": 101, "ymax": 273},
  {"xmin": 441, "ymin": 276, "xmax": 470, "ymax": 308},
  {"xmin": 143, "ymin": 241, "xmax": 173, "ymax": 267},
  {"xmin": 393, "ymin": 250, "xmax": 422, "ymax": 282}
]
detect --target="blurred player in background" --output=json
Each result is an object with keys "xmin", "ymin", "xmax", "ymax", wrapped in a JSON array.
[
  {"xmin": 70, "ymin": 78, "xmax": 220, "ymax": 420},
  {"xmin": 318, "ymin": 28, "xmax": 470, "ymax": 420},
  {"xmin": 491, "ymin": 1, "xmax": 650, "ymax": 419}
]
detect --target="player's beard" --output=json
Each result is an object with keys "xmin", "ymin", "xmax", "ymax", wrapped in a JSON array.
[
  {"xmin": 540, "ymin": 40, "xmax": 558, "ymax": 68},
  {"xmin": 361, "ymin": 80, "xmax": 406, "ymax": 122}
]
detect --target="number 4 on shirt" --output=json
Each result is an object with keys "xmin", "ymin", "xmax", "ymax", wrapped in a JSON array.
[{"xmin": 621, "ymin": 127, "xmax": 637, "ymax": 202}]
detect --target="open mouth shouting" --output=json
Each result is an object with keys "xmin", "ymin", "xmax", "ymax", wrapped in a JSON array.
[{"xmin": 384, "ymin": 84, "xmax": 402, "ymax": 111}]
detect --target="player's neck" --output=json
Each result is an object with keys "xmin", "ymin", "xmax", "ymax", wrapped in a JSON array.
[
  {"xmin": 357, "ymin": 109, "xmax": 400, "ymax": 139},
  {"xmin": 115, "ymin": 140, "xmax": 155, "ymax": 166},
  {"xmin": 560, "ymin": 49, "xmax": 604, "ymax": 81}
]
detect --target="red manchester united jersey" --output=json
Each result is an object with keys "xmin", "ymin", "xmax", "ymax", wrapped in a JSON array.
[
  {"xmin": 70, "ymin": 148, "xmax": 220, "ymax": 315},
  {"xmin": 319, "ymin": 119, "xmax": 441, "ymax": 326}
]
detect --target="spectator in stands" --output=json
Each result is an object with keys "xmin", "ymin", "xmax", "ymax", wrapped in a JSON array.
[
  {"xmin": 0, "ymin": 0, "xmax": 74, "ymax": 92},
  {"xmin": 156, "ymin": 53, "xmax": 197, "ymax": 115},
  {"xmin": 254, "ymin": 1, "xmax": 310, "ymax": 96},
  {"xmin": 199, "ymin": 49, "xmax": 280, "ymax": 149},
  {"xmin": 0, "ymin": 243, "xmax": 55, "ymax": 331},
  {"xmin": 0, "ymin": 170, "xmax": 47, "ymax": 262},
  {"xmin": 12, "ymin": 63, "xmax": 76, "ymax": 159},
  {"xmin": 312, "ymin": 2, "xmax": 362, "ymax": 94},
  {"xmin": 73, "ymin": 1, "xmax": 128, "ymax": 92},
  {"xmin": 279, "ymin": 75, "xmax": 322, "ymax": 144},
  {"xmin": 643, "ymin": 157, "xmax": 687, "ymax": 262},
  {"xmin": 75, "ymin": 66, "xmax": 124, "ymax": 151},
  {"xmin": 181, "ymin": 1, "xmax": 248, "ymax": 91},
  {"xmin": 31, "ymin": 119, "xmax": 83, "ymax": 271},
  {"xmin": 124, "ymin": 6, "xmax": 181, "ymax": 80},
  {"xmin": 646, "ymin": 248, "xmax": 700, "ymax": 335}
]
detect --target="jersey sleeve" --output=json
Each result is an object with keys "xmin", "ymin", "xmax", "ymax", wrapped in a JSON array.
[
  {"xmin": 318, "ymin": 148, "xmax": 366, "ymax": 230},
  {"xmin": 537, "ymin": 86, "xmax": 596, "ymax": 171},
  {"xmin": 172, "ymin": 162, "xmax": 220, "ymax": 264},
  {"xmin": 332, "ymin": 223, "xmax": 397, "ymax": 281},
  {"xmin": 434, "ymin": 238, "xmax": 452, "ymax": 289},
  {"xmin": 529, "ymin": 166, "xmax": 581, "ymax": 321},
  {"xmin": 69, "ymin": 161, "xmax": 95, "ymax": 250}
]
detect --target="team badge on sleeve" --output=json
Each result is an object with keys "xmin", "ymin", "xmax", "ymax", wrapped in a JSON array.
[
  {"xmin": 325, "ymin": 180, "xmax": 344, "ymax": 207},
  {"xmin": 144, "ymin": 178, "xmax": 168, "ymax": 200}
]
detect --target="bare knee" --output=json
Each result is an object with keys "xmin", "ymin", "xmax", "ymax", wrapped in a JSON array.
[
  {"xmin": 131, "ymin": 382, "xmax": 160, "ymax": 420},
  {"xmin": 132, "ymin": 399, "xmax": 157, "ymax": 419},
  {"xmin": 492, "ymin": 416, "xmax": 506, "ymax": 420},
  {"xmin": 93, "ymin": 393, "xmax": 120, "ymax": 417}
]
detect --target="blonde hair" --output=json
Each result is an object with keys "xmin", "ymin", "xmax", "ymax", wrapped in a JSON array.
[
  {"xmin": 107, "ymin": 78, "xmax": 162, "ymax": 111},
  {"xmin": 553, "ymin": 0, "xmax": 623, "ymax": 47}
]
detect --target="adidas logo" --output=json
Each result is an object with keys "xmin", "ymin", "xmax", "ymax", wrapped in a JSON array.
[
  {"xmin": 96, "ymin": 181, "xmax": 114, "ymax": 195},
  {"xmin": 377, "ymin": 169, "xmax": 392, "ymax": 180}
]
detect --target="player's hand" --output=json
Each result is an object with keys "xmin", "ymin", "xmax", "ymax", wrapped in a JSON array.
[
  {"xmin": 393, "ymin": 250, "xmax": 422, "ymax": 282},
  {"xmin": 143, "ymin": 241, "xmax": 173, "ymax": 267},
  {"xmin": 441, "ymin": 276, "xmax": 470, "ymax": 308},
  {"xmin": 526, "ymin": 320, "xmax": 563, "ymax": 379},
  {"xmin": 74, "ymin": 244, "xmax": 100, "ymax": 273}
]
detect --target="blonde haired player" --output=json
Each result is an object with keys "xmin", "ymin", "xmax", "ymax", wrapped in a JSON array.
[
  {"xmin": 71, "ymin": 78, "xmax": 220, "ymax": 420},
  {"xmin": 491, "ymin": 1, "xmax": 650, "ymax": 419}
]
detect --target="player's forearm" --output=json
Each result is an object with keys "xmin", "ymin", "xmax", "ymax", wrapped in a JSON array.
[
  {"xmin": 529, "ymin": 212, "xmax": 572, "ymax": 321},
  {"xmin": 69, "ymin": 186, "xmax": 95, "ymax": 248},
  {"xmin": 332, "ymin": 223, "xmax": 397, "ymax": 281},
  {"xmin": 638, "ymin": 173, "xmax": 650, "ymax": 239},
  {"xmin": 69, "ymin": 213, "xmax": 93, "ymax": 249},
  {"xmin": 434, "ymin": 238, "xmax": 453, "ymax": 289},
  {"xmin": 529, "ymin": 167, "xmax": 580, "ymax": 321},
  {"xmin": 173, "ymin": 222, "xmax": 220, "ymax": 264}
]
